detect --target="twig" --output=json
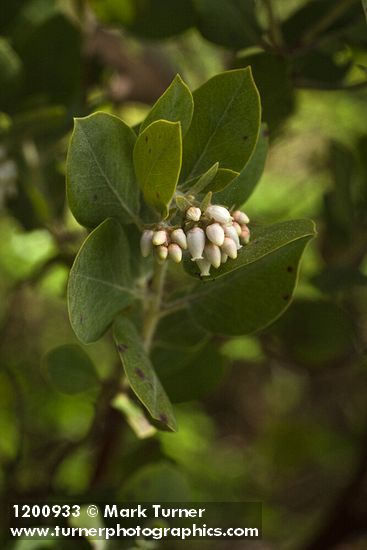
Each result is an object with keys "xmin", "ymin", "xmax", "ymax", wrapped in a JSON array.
[
  {"xmin": 46, "ymin": 365, "xmax": 127, "ymax": 490},
  {"xmin": 88, "ymin": 407, "xmax": 123, "ymax": 489},
  {"xmin": 262, "ymin": 0, "xmax": 285, "ymax": 51},
  {"xmin": 301, "ymin": 0, "xmax": 359, "ymax": 45},
  {"xmin": 142, "ymin": 261, "xmax": 168, "ymax": 352}
]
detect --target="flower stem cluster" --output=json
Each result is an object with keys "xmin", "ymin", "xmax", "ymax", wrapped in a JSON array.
[{"xmin": 140, "ymin": 204, "xmax": 251, "ymax": 277}]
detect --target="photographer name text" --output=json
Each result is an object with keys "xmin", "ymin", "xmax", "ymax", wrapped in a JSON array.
[{"xmin": 104, "ymin": 504, "xmax": 206, "ymax": 519}]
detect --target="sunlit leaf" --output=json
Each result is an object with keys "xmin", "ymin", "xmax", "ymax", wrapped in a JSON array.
[{"xmin": 134, "ymin": 119, "xmax": 182, "ymax": 217}]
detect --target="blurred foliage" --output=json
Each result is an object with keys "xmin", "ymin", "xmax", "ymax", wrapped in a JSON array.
[{"xmin": 1, "ymin": 0, "xmax": 367, "ymax": 549}]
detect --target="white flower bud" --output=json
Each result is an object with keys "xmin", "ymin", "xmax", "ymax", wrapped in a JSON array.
[
  {"xmin": 156, "ymin": 245, "xmax": 168, "ymax": 261},
  {"xmin": 168, "ymin": 243, "xmax": 182, "ymax": 263},
  {"xmin": 204, "ymin": 243, "xmax": 221, "ymax": 268},
  {"xmin": 152, "ymin": 230, "xmax": 167, "ymax": 246},
  {"xmin": 221, "ymin": 237, "xmax": 238, "ymax": 259},
  {"xmin": 140, "ymin": 229, "xmax": 153, "ymax": 257},
  {"xmin": 170, "ymin": 228, "xmax": 187, "ymax": 249},
  {"xmin": 206, "ymin": 223, "xmax": 225, "ymax": 246},
  {"xmin": 233, "ymin": 210, "xmax": 250, "ymax": 225},
  {"xmin": 196, "ymin": 259, "xmax": 211, "ymax": 277},
  {"xmin": 186, "ymin": 206, "xmax": 201, "ymax": 222},
  {"xmin": 221, "ymin": 252, "xmax": 228, "ymax": 264},
  {"xmin": 240, "ymin": 225, "xmax": 250, "ymax": 244},
  {"xmin": 233, "ymin": 221, "xmax": 242, "ymax": 236},
  {"xmin": 187, "ymin": 227, "xmax": 205, "ymax": 261},
  {"xmin": 205, "ymin": 205, "xmax": 232, "ymax": 224},
  {"xmin": 224, "ymin": 224, "xmax": 242, "ymax": 250}
]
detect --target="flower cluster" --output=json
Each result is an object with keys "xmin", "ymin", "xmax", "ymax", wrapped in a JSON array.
[{"xmin": 140, "ymin": 204, "xmax": 250, "ymax": 277}]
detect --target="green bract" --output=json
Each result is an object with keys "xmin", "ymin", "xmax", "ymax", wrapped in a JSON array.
[{"xmin": 66, "ymin": 70, "xmax": 316, "ymax": 428}]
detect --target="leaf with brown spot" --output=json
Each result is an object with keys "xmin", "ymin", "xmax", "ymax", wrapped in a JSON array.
[{"xmin": 114, "ymin": 316, "xmax": 177, "ymax": 432}]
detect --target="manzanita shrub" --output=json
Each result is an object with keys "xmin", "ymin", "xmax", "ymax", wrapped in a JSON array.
[{"xmin": 66, "ymin": 69, "xmax": 316, "ymax": 431}]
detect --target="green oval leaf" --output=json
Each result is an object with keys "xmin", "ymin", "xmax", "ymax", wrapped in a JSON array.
[
  {"xmin": 43, "ymin": 344, "xmax": 99, "ymax": 394},
  {"xmin": 133, "ymin": 120, "xmax": 182, "ymax": 218},
  {"xmin": 181, "ymin": 68, "xmax": 261, "ymax": 181},
  {"xmin": 187, "ymin": 219, "xmax": 316, "ymax": 335},
  {"xmin": 140, "ymin": 74, "xmax": 193, "ymax": 136},
  {"xmin": 68, "ymin": 219, "xmax": 134, "ymax": 343},
  {"xmin": 114, "ymin": 316, "xmax": 177, "ymax": 432},
  {"xmin": 66, "ymin": 112, "xmax": 140, "ymax": 228}
]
